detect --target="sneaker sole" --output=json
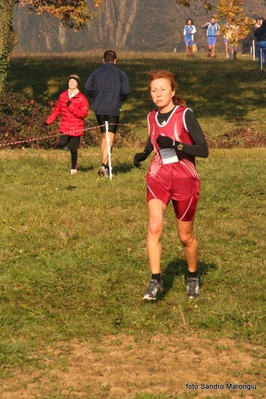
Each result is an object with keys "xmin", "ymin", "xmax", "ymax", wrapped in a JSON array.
[
  {"xmin": 98, "ymin": 168, "xmax": 108, "ymax": 177},
  {"xmin": 142, "ymin": 288, "xmax": 164, "ymax": 301},
  {"xmin": 142, "ymin": 294, "xmax": 157, "ymax": 301},
  {"xmin": 187, "ymin": 293, "xmax": 200, "ymax": 299}
]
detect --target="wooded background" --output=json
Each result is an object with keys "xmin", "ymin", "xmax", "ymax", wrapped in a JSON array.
[{"xmin": 12, "ymin": 0, "xmax": 265, "ymax": 54}]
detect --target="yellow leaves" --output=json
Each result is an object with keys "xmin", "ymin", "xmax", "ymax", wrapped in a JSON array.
[
  {"xmin": 17, "ymin": 0, "xmax": 103, "ymax": 29},
  {"xmin": 217, "ymin": 0, "xmax": 253, "ymax": 43},
  {"xmin": 94, "ymin": 0, "xmax": 102, "ymax": 8},
  {"xmin": 175, "ymin": 0, "xmax": 190, "ymax": 8}
]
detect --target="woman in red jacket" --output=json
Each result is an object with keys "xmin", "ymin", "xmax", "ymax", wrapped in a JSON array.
[{"xmin": 45, "ymin": 75, "xmax": 89, "ymax": 175}]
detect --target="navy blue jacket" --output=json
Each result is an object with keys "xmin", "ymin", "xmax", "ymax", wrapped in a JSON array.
[
  {"xmin": 254, "ymin": 23, "xmax": 266, "ymax": 41},
  {"xmin": 84, "ymin": 63, "xmax": 131, "ymax": 116}
]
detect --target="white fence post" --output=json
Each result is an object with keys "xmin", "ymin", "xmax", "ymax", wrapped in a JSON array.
[{"xmin": 105, "ymin": 121, "xmax": 112, "ymax": 180}]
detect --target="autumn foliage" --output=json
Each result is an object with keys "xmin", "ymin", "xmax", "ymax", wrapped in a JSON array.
[{"xmin": 15, "ymin": 0, "xmax": 102, "ymax": 29}]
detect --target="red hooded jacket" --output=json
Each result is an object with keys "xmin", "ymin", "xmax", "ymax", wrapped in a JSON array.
[{"xmin": 46, "ymin": 90, "xmax": 89, "ymax": 136}]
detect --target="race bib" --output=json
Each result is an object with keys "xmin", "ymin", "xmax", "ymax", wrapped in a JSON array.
[{"xmin": 159, "ymin": 148, "xmax": 179, "ymax": 164}]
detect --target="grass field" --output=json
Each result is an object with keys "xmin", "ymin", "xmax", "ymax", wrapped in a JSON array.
[
  {"xmin": 0, "ymin": 51, "xmax": 266, "ymax": 398},
  {"xmin": 7, "ymin": 50, "xmax": 266, "ymax": 146}
]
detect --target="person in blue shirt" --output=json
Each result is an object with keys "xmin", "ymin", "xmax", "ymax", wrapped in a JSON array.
[
  {"xmin": 254, "ymin": 19, "xmax": 266, "ymax": 67},
  {"xmin": 183, "ymin": 18, "xmax": 196, "ymax": 56},
  {"xmin": 202, "ymin": 17, "xmax": 220, "ymax": 58}
]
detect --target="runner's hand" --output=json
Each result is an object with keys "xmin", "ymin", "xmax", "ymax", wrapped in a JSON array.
[
  {"xmin": 156, "ymin": 136, "xmax": 175, "ymax": 148},
  {"xmin": 134, "ymin": 152, "xmax": 148, "ymax": 167}
]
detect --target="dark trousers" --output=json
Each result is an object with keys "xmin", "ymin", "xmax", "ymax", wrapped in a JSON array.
[
  {"xmin": 59, "ymin": 135, "xmax": 80, "ymax": 169},
  {"xmin": 96, "ymin": 114, "xmax": 119, "ymax": 133},
  {"xmin": 257, "ymin": 41, "xmax": 266, "ymax": 65}
]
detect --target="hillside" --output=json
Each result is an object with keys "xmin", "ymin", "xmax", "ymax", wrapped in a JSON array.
[{"xmin": 12, "ymin": 0, "xmax": 266, "ymax": 53}]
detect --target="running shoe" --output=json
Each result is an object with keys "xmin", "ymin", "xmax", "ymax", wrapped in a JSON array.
[
  {"xmin": 142, "ymin": 279, "xmax": 164, "ymax": 301},
  {"xmin": 187, "ymin": 277, "xmax": 200, "ymax": 299},
  {"xmin": 98, "ymin": 165, "xmax": 109, "ymax": 177},
  {"xmin": 70, "ymin": 165, "xmax": 78, "ymax": 175}
]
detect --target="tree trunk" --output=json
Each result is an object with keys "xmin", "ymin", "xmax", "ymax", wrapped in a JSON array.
[
  {"xmin": 91, "ymin": 0, "xmax": 138, "ymax": 49},
  {"xmin": 0, "ymin": 0, "xmax": 16, "ymax": 94},
  {"xmin": 114, "ymin": 0, "xmax": 138, "ymax": 49},
  {"xmin": 58, "ymin": 24, "xmax": 66, "ymax": 51},
  {"xmin": 122, "ymin": 0, "xmax": 138, "ymax": 48}
]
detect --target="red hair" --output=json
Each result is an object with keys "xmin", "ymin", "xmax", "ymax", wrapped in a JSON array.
[{"xmin": 148, "ymin": 70, "xmax": 186, "ymax": 107}]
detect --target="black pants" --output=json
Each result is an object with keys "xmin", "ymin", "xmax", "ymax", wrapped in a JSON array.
[
  {"xmin": 59, "ymin": 135, "xmax": 80, "ymax": 169},
  {"xmin": 96, "ymin": 115, "xmax": 119, "ymax": 133}
]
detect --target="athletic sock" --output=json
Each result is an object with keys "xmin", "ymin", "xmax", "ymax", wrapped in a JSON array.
[
  {"xmin": 188, "ymin": 270, "xmax": 198, "ymax": 279},
  {"xmin": 152, "ymin": 273, "xmax": 161, "ymax": 284}
]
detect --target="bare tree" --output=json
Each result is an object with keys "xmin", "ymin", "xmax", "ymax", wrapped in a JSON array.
[{"xmin": 90, "ymin": 0, "xmax": 138, "ymax": 49}]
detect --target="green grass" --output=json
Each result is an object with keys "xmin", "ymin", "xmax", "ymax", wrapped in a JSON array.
[
  {"xmin": 1, "ymin": 52, "xmax": 266, "ymax": 398},
  {"xmin": 7, "ymin": 51, "xmax": 266, "ymax": 145},
  {"xmin": 0, "ymin": 148, "xmax": 266, "ymax": 353}
]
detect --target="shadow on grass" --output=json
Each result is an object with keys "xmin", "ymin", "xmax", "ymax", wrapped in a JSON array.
[
  {"xmin": 78, "ymin": 161, "xmax": 134, "ymax": 175},
  {"xmin": 9, "ymin": 56, "xmax": 266, "ymax": 123},
  {"xmin": 78, "ymin": 165, "xmax": 94, "ymax": 173},
  {"xmin": 159, "ymin": 258, "xmax": 217, "ymax": 300},
  {"xmin": 72, "ymin": 162, "xmax": 134, "ymax": 175},
  {"xmin": 112, "ymin": 160, "xmax": 135, "ymax": 175}
]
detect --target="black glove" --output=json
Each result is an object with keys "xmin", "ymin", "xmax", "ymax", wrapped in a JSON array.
[
  {"xmin": 134, "ymin": 152, "xmax": 148, "ymax": 168},
  {"xmin": 156, "ymin": 135, "xmax": 175, "ymax": 148},
  {"xmin": 66, "ymin": 100, "xmax": 71, "ymax": 106},
  {"xmin": 156, "ymin": 135, "xmax": 183, "ymax": 151}
]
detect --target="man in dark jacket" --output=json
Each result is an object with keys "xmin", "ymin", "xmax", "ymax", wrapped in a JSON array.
[
  {"xmin": 85, "ymin": 50, "xmax": 131, "ymax": 176},
  {"xmin": 254, "ymin": 18, "xmax": 266, "ymax": 67}
]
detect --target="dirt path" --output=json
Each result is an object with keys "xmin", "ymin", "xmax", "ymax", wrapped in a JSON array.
[{"xmin": 1, "ymin": 335, "xmax": 265, "ymax": 399}]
